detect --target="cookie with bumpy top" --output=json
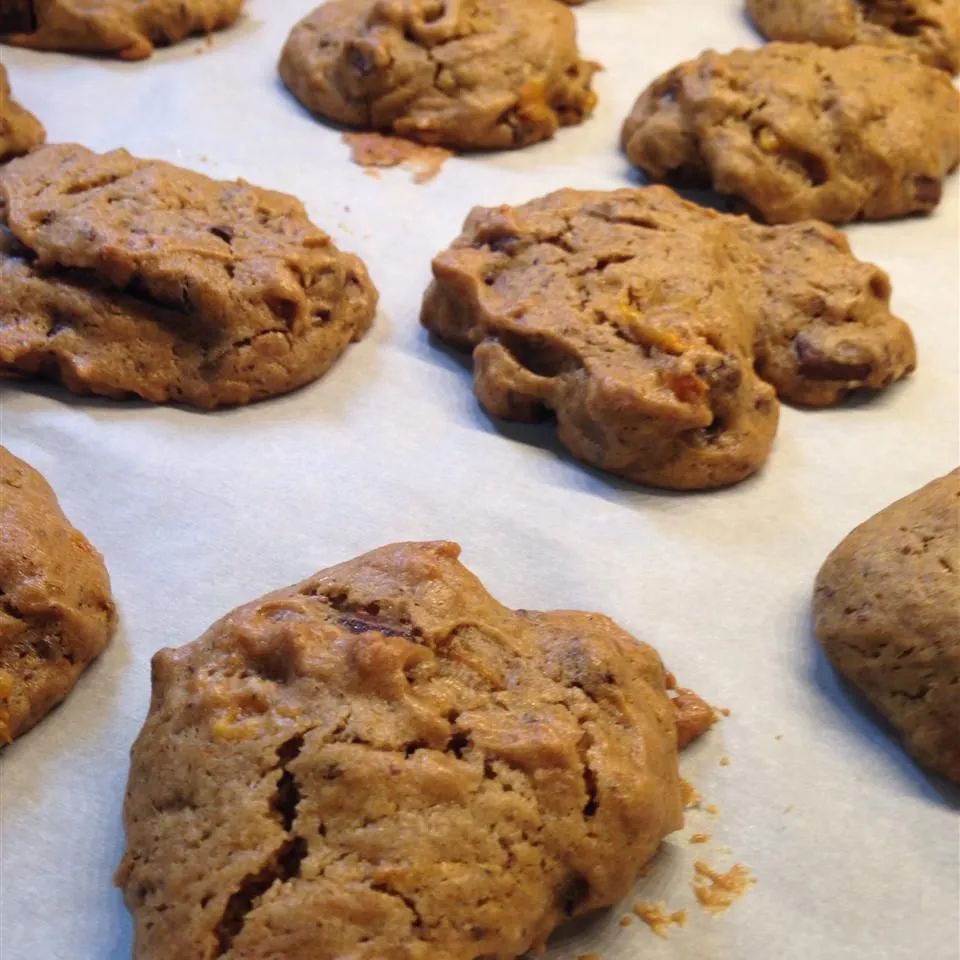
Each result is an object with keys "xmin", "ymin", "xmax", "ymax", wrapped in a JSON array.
[
  {"xmin": 814, "ymin": 469, "xmax": 960, "ymax": 782},
  {"xmin": 746, "ymin": 0, "xmax": 960, "ymax": 73},
  {"xmin": 0, "ymin": 446, "xmax": 115, "ymax": 744},
  {"xmin": 421, "ymin": 186, "xmax": 915, "ymax": 490},
  {"xmin": 279, "ymin": 0, "xmax": 598, "ymax": 151},
  {"xmin": 0, "ymin": 66, "xmax": 45, "ymax": 163},
  {"xmin": 4, "ymin": 0, "xmax": 244, "ymax": 60},
  {"xmin": 622, "ymin": 44, "xmax": 960, "ymax": 225},
  {"xmin": 117, "ymin": 541, "xmax": 687, "ymax": 960},
  {"xmin": 0, "ymin": 144, "xmax": 378, "ymax": 409}
]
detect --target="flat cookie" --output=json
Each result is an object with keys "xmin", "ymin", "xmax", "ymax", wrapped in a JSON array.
[
  {"xmin": 0, "ymin": 65, "xmax": 45, "ymax": 163},
  {"xmin": 746, "ymin": 0, "xmax": 960, "ymax": 73},
  {"xmin": 814, "ymin": 470, "xmax": 960, "ymax": 781},
  {"xmin": 4, "ymin": 0, "xmax": 244, "ymax": 60},
  {"xmin": 117, "ymin": 541, "xmax": 690, "ymax": 959},
  {"xmin": 0, "ymin": 446, "xmax": 115, "ymax": 744},
  {"xmin": 279, "ymin": 0, "xmax": 598, "ymax": 151},
  {"xmin": 421, "ymin": 186, "xmax": 915, "ymax": 490},
  {"xmin": 0, "ymin": 144, "xmax": 378, "ymax": 409},
  {"xmin": 622, "ymin": 44, "xmax": 960, "ymax": 224}
]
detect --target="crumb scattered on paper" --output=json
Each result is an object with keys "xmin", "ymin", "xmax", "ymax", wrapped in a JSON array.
[
  {"xmin": 693, "ymin": 860, "xmax": 755, "ymax": 915},
  {"xmin": 680, "ymin": 778, "xmax": 702, "ymax": 809},
  {"xmin": 705, "ymin": 803, "xmax": 719, "ymax": 815},
  {"xmin": 619, "ymin": 915, "xmax": 634, "ymax": 927},
  {"xmin": 720, "ymin": 756, "xmax": 731, "ymax": 766},
  {"xmin": 343, "ymin": 132, "xmax": 451, "ymax": 183},
  {"xmin": 775, "ymin": 734, "xmax": 783, "ymax": 741},
  {"xmin": 719, "ymin": 707, "xmax": 731, "ymax": 716},
  {"xmin": 633, "ymin": 901, "xmax": 688, "ymax": 938},
  {"xmin": 671, "ymin": 686, "xmax": 717, "ymax": 748},
  {"xmin": 689, "ymin": 832, "xmax": 711, "ymax": 844}
]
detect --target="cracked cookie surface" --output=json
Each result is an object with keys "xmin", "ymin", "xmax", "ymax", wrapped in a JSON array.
[
  {"xmin": 0, "ymin": 144, "xmax": 378, "ymax": 409},
  {"xmin": 278, "ymin": 0, "xmax": 598, "ymax": 151},
  {"xmin": 117, "ymin": 541, "xmax": 686, "ymax": 960},
  {"xmin": 421, "ymin": 186, "xmax": 915, "ymax": 490},
  {"xmin": 0, "ymin": 66, "xmax": 45, "ymax": 163},
  {"xmin": 622, "ymin": 44, "xmax": 960, "ymax": 225},
  {"xmin": 0, "ymin": 446, "xmax": 115, "ymax": 744},
  {"xmin": 4, "ymin": 0, "xmax": 244, "ymax": 60},
  {"xmin": 746, "ymin": 0, "xmax": 960, "ymax": 73},
  {"xmin": 814, "ymin": 469, "xmax": 960, "ymax": 782}
]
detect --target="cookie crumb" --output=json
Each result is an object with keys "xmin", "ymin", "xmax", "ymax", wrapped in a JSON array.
[
  {"xmin": 343, "ymin": 132, "xmax": 451, "ymax": 184},
  {"xmin": 774, "ymin": 734, "xmax": 783, "ymax": 741},
  {"xmin": 680, "ymin": 778, "xmax": 702, "ymax": 809},
  {"xmin": 719, "ymin": 756, "xmax": 731, "ymax": 766},
  {"xmin": 670, "ymin": 686, "xmax": 717, "ymax": 748},
  {"xmin": 705, "ymin": 803, "xmax": 719, "ymax": 815},
  {"xmin": 633, "ymin": 901, "xmax": 687, "ymax": 938},
  {"xmin": 689, "ymin": 832, "xmax": 711, "ymax": 844},
  {"xmin": 692, "ymin": 861, "xmax": 755, "ymax": 915},
  {"xmin": 719, "ymin": 707, "xmax": 731, "ymax": 717},
  {"xmin": 619, "ymin": 915, "xmax": 633, "ymax": 927}
]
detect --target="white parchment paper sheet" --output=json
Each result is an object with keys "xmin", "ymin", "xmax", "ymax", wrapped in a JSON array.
[{"xmin": 1, "ymin": 2, "xmax": 958, "ymax": 957}]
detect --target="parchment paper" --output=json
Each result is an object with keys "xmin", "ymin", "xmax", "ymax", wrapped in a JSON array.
[{"xmin": 1, "ymin": 2, "xmax": 958, "ymax": 958}]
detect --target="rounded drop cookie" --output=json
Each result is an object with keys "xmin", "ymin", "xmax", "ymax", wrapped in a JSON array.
[
  {"xmin": 622, "ymin": 44, "xmax": 960, "ymax": 225},
  {"xmin": 0, "ymin": 66, "xmax": 45, "ymax": 163},
  {"xmin": 279, "ymin": 0, "xmax": 599, "ymax": 151},
  {"xmin": 3, "ymin": 0, "xmax": 245, "ymax": 60},
  {"xmin": 0, "ymin": 144, "xmax": 378, "ymax": 409},
  {"xmin": 117, "ymin": 541, "xmax": 686, "ymax": 959},
  {"xmin": 0, "ymin": 446, "xmax": 115, "ymax": 744},
  {"xmin": 814, "ymin": 469, "xmax": 960, "ymax": 782},
  {"xmin": 421, "ymin": 186, "xmax": 915, "ymax": 490},
  {"xmin": 745, "ymin": 0, "xmax": 960, "ymax": 74}
]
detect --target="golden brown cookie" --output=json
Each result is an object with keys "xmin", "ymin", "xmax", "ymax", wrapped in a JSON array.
[
  {"xmin": 279, "ymin": 0, "xmax": 598, "ymax": 151},
  {"xmin": 0, "ymin": 65, "xmax": 45, "ymax": 163},
  {"xmin": 0, "ymin": 446, "xmax": 115, "ymax": 744},
  {"xmin": 746, "ymin": 0, "xmax": 960, "ymax": 73},
  {"xmin": 117, "ymin": 541, "xmax": 688, "ymax": 960},
  {"xmin": 4, "ymin": 0, "xmax": 245, "ymax": 60},
  {"xmin": 0, "ymin": 144, "xmax": 378, "ymax": 409},
  {"xmin": 421, "ymin": 186, "xmax": 915, "ymax": 490},
  {"xmin": 814, "ymin": 470, "xmax": 960, "ymax": 782},
  {"xmin": 621, "ymin": 44, "xmax": 960, "ymax": 225}
]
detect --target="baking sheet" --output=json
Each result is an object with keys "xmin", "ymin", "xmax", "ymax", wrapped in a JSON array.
[{"xmin": 1, "ymin": 2, "xmax": 958, "ymax": 957}]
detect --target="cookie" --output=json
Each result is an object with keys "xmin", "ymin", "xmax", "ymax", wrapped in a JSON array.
[
  {"xmin": 621, "ymin": 44, "xmax": 960, "ymax": 225},
  {"xmin": 279, "ymin": 0, "xmax": 598, "ymax": 151},
  {"xmin": 4, "ymin": 0, "xmax": 244, "ymax": 60},
  {"xmin": 117, "ymin": 541, "xmax": 689, "ymax": 959},
  {"xmin": 814, "ymin": 470, "xmax": 960, "ymax": 781},
  {"xmin": 421, "ymin": 186, "xmax": 915, "ymax": 490},
  {"xmin": 0, "ymin": 65, "xmax": 45, "ymax": 163},
  {"xmin": 746, "ymin": 0, "xmax": 960, "ymax": 74},
  {"xmin": 0, "ymin": 144, "xmax": 378, "ymax": 409},
  {"xmin": 0, "ymin": 446, "xmax": 115, "ymax": 744}
]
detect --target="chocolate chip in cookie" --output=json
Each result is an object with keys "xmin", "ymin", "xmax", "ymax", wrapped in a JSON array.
[
  {"xmin": 622, "ymin": 44, "xmax": 960, "ymax": 224},
  {"xmin": 814, "ymin": 469, "xmax": 960, "ymax": 782},
  {"xmin": 117, "ymin": 541, "xmax": 691, "ymax": 959},
  {"xmin": 279, "ymin": 0, "xmax": 599, "ymax": 151},
  {"xmin": 0, "ymin": 446, "xmax": 116, "ymax": 745},
  {"xmin": 421, "ymin": 186, "xmax": 915, "ymax": 490},
  {"xmin": 0, "ymin": 144, "xmax": 378, "ymax": 409}
]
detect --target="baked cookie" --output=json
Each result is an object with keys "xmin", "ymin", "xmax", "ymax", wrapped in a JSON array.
[
  {"xmin": 117, "ymin": 541, "xmax": 690, "ymax": 960},
  {"xmin": 0, "ymin": 144, "xmax": 378, "ymax": 409},
  {"xmin": 814, "ymin": 470, "xmax": 960, "ymax": 781},
  {"xmin": 0, "ymin": 446, "xmax": 115, "ymax": 744},
  {"xmin": 621, "ymin": 44, "xmax": 960, "ymax": 225},
  {"xmin": 746, "ymin": 0, "xmax": 960, "ymax": 74},
  {"xmin": 421, "ymin": 187, "xmax": 915, "ymax": 490},
  {"xmin": 0, "ymin": 66, "xmax": 45, "ymax": 163},
  {"xmin": 279, "ymin": 0, "xmax": 598, "ymax": 151},
  {"xmin": 4, "ymin": 0, "xmax": 245, "ymax": 60}
]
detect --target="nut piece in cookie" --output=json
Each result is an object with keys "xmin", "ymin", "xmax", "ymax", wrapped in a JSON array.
[
  {"xmin": 279, "ymin": 0, "xmax": 598, "ymax": 151},
  {"xmin": 117, "ymin": 541, "xmax": 690, "ymax": 959},
  {"xmin": 421, "ymin": 187, "xmax": 915, "ymax": 490},
  {"xmin": 0, "ymin": 446, "xmax": 115, "ymax": 744},
  {"xmin": 746, "ymin": 0, "xmax": 960, "ymax": 74},
  {"xmin": 0, "ymin": 144, "xmax": 378, "ymax": 409},
  {"xmin": 0, "ymin": 65, "xmax": 45, "ymax": 163},
  {"xmin": 3, "ymin": 0, "xmax": 245, "ymax": 60},
  {"xmin": 814, "ymin": 470, "xmax": 960, "ymax": 782},
  {"xmin": 622, "ymin": 44, "xmax": 960, "ymax": 224}
]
